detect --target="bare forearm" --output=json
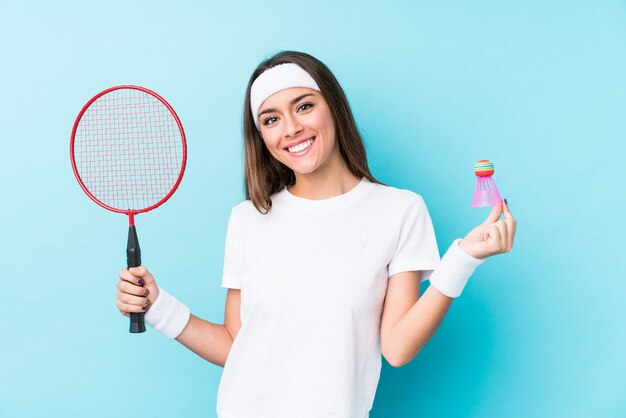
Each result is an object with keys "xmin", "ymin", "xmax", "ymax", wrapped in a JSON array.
[
  {"xmin": 175, "ymin": 314, "xmax": 233, "ymax": 367},
  {"xmin": 386, "ymin": 285, "xmax": 453, "ymax": 367}
]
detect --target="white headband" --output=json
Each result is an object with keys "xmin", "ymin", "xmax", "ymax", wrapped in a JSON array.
[{"xmin": 250, "ymin": 63, "xmax": 321, "ymax": 130}]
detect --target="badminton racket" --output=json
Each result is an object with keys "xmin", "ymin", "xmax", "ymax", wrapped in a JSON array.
[{"xmin": 70, "ymin": 85, "xmax": 187, "ymax": 333}]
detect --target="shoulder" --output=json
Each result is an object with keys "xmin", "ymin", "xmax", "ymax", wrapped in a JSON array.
[
  {"xmin": 229, "ymin": 199, "xmax": 273, "ymax": 223},
  {"xmin": 230, "ymin": 199, "xmax": 256, "ymax": 217},
  {"xmin": 367, "ymin": 180, "xmax": 427, "ymax": 210}
]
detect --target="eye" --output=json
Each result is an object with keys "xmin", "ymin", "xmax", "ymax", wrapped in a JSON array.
[
  {"xmin": 263, "ymin": 116, "xmax": 279, "ymax": 126},
  {"xmin": 297, "ymin": 103, "xmax": 313, "ymax": 112}
]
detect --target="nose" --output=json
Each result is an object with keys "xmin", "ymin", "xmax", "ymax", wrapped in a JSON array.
[{"xmin": 283, "ymin": 113, "xmax": 303, "ymax": 137}]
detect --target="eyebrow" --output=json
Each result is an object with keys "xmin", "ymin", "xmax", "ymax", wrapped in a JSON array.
[{"xmin": 258, "ymin": 93, "xmax": 315, "ymax": 117}]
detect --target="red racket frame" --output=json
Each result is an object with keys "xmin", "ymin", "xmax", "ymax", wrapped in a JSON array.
[{"xmin": 70, "ymin": 85, "xmax": 187, "ymax": 225}]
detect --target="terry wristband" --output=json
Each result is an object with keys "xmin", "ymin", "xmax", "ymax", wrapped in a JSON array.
[
  {"xmin": 144, "ymin": 288, "xmax": 191, "ymax": 339},
  {"xmin": 429, "ymin": 239, "xmax": 485, "ymax": 298}
]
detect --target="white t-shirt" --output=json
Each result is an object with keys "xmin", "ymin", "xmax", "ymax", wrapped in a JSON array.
[{"xmin": 217, "ymin": 177, "xmax": 441, "ymax": 418}]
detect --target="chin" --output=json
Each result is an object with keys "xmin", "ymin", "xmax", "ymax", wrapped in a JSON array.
[
  {"xmin": 281, "ymin": 158, "xmax": 318, "ymax": 175},
  {"xmin": 291, "ymin": 167, "xmax": 318, "ymax": 176}
]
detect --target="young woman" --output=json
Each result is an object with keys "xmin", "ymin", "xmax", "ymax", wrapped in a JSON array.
[{"xmin": 116, "ymin": 51, "xmax": 516, "ymax": 418}]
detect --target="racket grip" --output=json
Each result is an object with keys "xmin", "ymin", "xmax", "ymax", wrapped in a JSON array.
[
  {"xmin": 129, "ymin": 312, "xmax": 146, "ymax": 333},
  {"xmin": 127, "ymin": 225, "xmax": 146, "ymax": 333},
  {"xmin": 127, "ymin": 225, "xmax": 142, "ymax": 268}
]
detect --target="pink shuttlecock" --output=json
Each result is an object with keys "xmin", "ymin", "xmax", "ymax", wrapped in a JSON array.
[{"xmin": 472, "ymin": 160, "xmax": 503, "ymax": 208}]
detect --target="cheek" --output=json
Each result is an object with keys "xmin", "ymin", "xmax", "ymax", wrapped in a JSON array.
[
  {"xmin": 260, "ymin": 131, "xmax": 279, "ymax": 149},
  {"xmin": 261, "ymin": 134, "xmax": 284, "ymax": 158},
  {"xmin": 317, "ymin": 110, "xmax": 335, "ymax": 137}
]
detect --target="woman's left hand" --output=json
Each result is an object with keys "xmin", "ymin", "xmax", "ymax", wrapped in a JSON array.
[{"xmin": 459, "ymin": 199, "xmax": 517, "ymax": 260}]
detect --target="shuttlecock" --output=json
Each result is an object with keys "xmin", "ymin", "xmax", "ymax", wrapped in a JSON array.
[{"xmin": 472, "ymin": 160, "xmax": 503, "ymax": 208}]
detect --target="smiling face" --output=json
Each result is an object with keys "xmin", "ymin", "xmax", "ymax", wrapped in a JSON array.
[{"xmin": 257, "ymin": 87, "xmax": 340, "ymax": 177}]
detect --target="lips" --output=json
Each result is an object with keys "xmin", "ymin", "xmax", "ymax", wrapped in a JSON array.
[
  {"xmin": 284, "ymin": 138, "xmax": 316, "ymax": 158},
  {"xmin": 284, "ymin": 137, "xmax": 315, "ymax": 151}
]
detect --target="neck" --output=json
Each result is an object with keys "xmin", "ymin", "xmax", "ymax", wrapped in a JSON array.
[{"xmin": 287, "ymin": 152, "xmax": 361, "ymax": 200}]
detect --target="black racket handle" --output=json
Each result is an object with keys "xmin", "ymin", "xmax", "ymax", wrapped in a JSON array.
[{"xmin": 127, "ymin": 225, "xmax": 146, "ymax": 333}]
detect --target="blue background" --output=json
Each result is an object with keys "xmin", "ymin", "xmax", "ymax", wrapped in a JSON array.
[{"xmin": 1, "ymin": 1, "xmax": 624, "ymax": 417}]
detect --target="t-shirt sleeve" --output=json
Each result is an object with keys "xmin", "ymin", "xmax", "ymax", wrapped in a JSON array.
[
  {"xmin": 221, "ymin": 205, "xmax": 246, "ymax": 289},
  {"xmin": 387, "ymin": 194, "xmax": 441, "ymax": 282}
]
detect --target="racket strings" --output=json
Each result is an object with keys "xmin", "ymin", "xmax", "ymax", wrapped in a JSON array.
[{"xmin": 73, "ymin": 88, "xmax": 184, "ymax": 211}]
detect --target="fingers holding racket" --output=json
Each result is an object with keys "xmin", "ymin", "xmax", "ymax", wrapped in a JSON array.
[{"xmin": 116, "ymin": 266, "xmax": 160, "ymax": 318}]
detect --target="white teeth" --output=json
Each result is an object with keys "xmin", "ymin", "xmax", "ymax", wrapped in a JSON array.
[{"xmin": 287, "ymin": 139, "xmax": 314, "ymax": 153}]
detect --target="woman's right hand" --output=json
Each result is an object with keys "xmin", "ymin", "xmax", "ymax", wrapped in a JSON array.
[{"xmin": 116, "ymin": 266, "xmax": 161, "ymax": 317}]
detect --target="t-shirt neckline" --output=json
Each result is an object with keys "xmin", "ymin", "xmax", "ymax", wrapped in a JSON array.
[{"xmin": 277, "ymin": 177, "xmax": 371, "ymax": 210}]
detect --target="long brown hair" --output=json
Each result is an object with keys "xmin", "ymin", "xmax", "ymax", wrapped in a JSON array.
[{"xmin": 242, "ymin": 51, "xmax": 384, "ymax": 214}]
